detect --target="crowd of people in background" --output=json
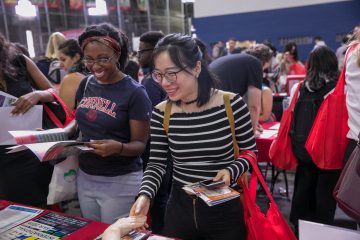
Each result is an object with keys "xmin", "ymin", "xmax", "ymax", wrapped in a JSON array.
[{"xmin": 1, "ymin": 21, "xmax": 360, "ymax": 239}]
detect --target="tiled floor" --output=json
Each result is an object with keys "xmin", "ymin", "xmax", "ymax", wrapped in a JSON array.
[{"xmin": 64, "ymin": 164, "xmax": 358, "ymax": 233}]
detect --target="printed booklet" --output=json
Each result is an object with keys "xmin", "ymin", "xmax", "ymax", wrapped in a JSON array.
[
  {"xmin": 182, "ymin": 181, "xmax": 240, "ymax": 206},
  {"xmin": 0, "ymin": 210, "xmax": 89, "ymax": 239},
  {"xmin": 6, "ymin": 129, "xmax": 92, "ymax": 162}
]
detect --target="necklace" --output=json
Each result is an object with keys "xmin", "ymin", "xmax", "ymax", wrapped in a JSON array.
[{"xmin": 182, "ymin": 98, "xmax": 198, "ymax": 105}]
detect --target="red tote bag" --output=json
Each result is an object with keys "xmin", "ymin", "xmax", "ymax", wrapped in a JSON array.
[
  {"xmin": 305, "ymin": 45, "xmax": 357, "ymax": 169},
  {"xmin": 268, "ymin": 83, "xmax": 302, "ymax": 170},
  {"xmin": 240, "ymin": 151, "xmax": 297, "ymax": 240}
]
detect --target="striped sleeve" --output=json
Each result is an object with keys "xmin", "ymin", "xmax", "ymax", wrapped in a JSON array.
[
  {"xmin": 225, "ymin": 94, "xmax": 257, "ymax": 183},
  {"xmin": 138, "ymin": 108, "xmax": 169, "ymax": 199}
]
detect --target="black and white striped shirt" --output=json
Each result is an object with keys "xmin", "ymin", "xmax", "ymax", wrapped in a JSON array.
[{"xmin": 139, "ymin": 93, "xmax": 257, "ymax": 199}]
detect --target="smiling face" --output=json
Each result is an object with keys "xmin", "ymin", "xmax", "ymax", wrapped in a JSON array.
[
  {"xmin": 83, "ymin": 41, "xmax": 121, "ymax": 83},
  {"xmin": 58, "ymin": 51, "xmax": 79, "ymax": 72},
  {"xmin": 153, "ymin": 51, "xmax": 200, "ymax": 102}
]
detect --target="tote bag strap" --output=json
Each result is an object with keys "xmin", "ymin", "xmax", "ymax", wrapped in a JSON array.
[
  {"xmin": 163, "ymin": 100, "xmax": 172, "ymax": 135},
  {"xmin": 334, "ymin": 44, "xmax": 358, "ymax": 95},
  {"xmin": 241, "ymin": 152, "xmax": 279, "ymax": 206},
  {"xmin": 224, "ymin": 93, "xmax": 239, "ymax": 159}
]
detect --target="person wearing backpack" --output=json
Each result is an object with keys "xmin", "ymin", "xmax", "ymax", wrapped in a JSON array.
[
  {"xmin": 289, "ymin": 46, "xmax": 341, "ymax": 236},
  {"xmin": 36, "ymin": 32, "xmax": 66, "ymax": 84}
]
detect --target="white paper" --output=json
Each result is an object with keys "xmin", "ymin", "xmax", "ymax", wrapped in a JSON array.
[
  {"xmin": 0, "ymin": 91, "xmax": 17, "ymax": 107},
  {"xmin": 268, "ymin": 123, "xmax": 280, "ymax": 130},
  {"xmin": 259, "ymin": 129, "xmax": 278, "ymax": 138},
  {"xmin": 299, "ymin": 220, "xmax": 360, "ymax": 240},
  {"xmin": 0, "ymin": 106, "xmax": 43, "ymax": 145},
  {"xmin": 0, "ymin": 205, "xmax": 42, "ymax": 234}
]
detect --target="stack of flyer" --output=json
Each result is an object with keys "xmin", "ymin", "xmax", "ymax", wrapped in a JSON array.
[{"xmin": 182, "ymin": 182, "xmax": 240, "ymax": 206}]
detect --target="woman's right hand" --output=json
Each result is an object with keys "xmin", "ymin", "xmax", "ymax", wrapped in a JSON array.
[
  {"xmin": 11, "ymin": 91, "xmax": 40, "ymax": 115},
  {"xmin": 130, "ymin": 195, "xmax": 151, "ymax": 217},
  {"xmin": 129, "ymin": 195, "xmax": 150, "ymax": 231}
]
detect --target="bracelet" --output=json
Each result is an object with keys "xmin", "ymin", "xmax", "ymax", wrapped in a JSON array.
[{"xmin": 119, "ymin": 142, "xmax": 124, "ymax": 155}]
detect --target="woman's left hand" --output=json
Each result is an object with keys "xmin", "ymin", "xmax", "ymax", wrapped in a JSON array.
[
  {"xmin": 88, "ymin": 139, "xmax": 122, "ymax": 157},
  {"xmin": 11, "ymin": 91, "xmax": 40, "ymax": 115},
  {"xmin": 213, "ymin": 169, "xmax": 231, "ymax": 186}
]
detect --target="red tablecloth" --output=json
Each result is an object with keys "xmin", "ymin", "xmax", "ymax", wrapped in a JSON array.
[
  {"xmin": 256, "ymin": 122, "xmax": 278, "ymax": 163},
  {"xmin": 0, "ymin": 200, "xmax": 109, "ymax": 240}
]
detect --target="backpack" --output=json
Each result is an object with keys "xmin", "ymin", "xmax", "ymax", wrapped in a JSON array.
[
  {"xmin": 290, "ymin": 83, "xmax": 335, "ymax": 163},
  {"xmin": 48, "ymin": 60, "xmax": 66, "ymax": 84}
]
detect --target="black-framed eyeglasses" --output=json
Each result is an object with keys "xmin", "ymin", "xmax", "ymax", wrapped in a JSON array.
[
  {"xmin": 137, "ymin": 48, "xmax": 154, "ymax": 55},
  {"xmin": 151, "ymin": 68, "xmax": 185, "ymax": 84},
  {"xmin": 83, "ymin": 52, "xmax": 117, "ymax": 66}
]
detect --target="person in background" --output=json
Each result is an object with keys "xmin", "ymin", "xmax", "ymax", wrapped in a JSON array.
[
  {"xmin": 36, "ymin": 32, "xmax": 67, "ymax": 84},
  {"xmin": 289, "ymin": 46, "xmax": 340, "ymax": 236},
  {"xmin": 336, "ymin": 34, "xmax": 352, "ymax": 71},
  {"xmin": 226, "ymin": 37, "xmax": 237, "ymax": 55},
  {"xmin": 64, "ymin": 23, "xmax": 152, "ymax": 224},
  {"xmin": 209, "ymin": 50, "xmax": 263, "ymax": 135},
  {"xmin": 137, "ymin": 30, "xmax": 169, "ymax": 234},
  {"xmin": 211, "ymin": 40, "xmax": 226, "ymax": 59},
  {"xmin": 244, "ymin": 44, "xmax": 274, "ymax": 122},
  {"xmin": 124, "ymin": 60, "xmax": 140, "ymax": 82},
  {"xmin": 0, "ymin": 33, "xmax": 56, "ymax": 207},
  {"xmin": 57, "ymin": 39, "xmax": 86, "ymax": 113},
  {"xmin": 130, "ymin": 33, "xmax": 257, "ymax": 240},
  {"xmin": 278, "ymin": 42, "xmax": 306, "ymax": 92},
  {"xmin": 313, "ymin": 36, "xmax": 327, "ymax": 50}
]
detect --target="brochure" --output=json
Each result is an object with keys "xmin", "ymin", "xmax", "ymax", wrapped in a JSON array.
[
  {"xmin": 0, "ymin": 91, "xmax": 17, "ymax": 107},
  {"xmin": 182, "ymin": 182, "xmax": 240, "ymax": 207},
  {"xmin": 0, "ymin": 205, "xmax": 43, "ymax": 234},
  {"xmin": 7, "ymin": 129, "xmax": 92, "ymax": 162},
  {"xmin": 0, "ymin": 211, "xmax": 89, "ymax": 239}
]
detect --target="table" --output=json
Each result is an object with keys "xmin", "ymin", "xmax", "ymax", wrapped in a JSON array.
[
  {"xmin": 0, "ymin": 200, "xmax": 109, "ymax": 240},
  {"xmin": 255, "ymin": 122, "xmax": 290, "ymax": 199},
  {"xmin": 256, "ymin": 121, "xmax": 278, "ymax": 163}
]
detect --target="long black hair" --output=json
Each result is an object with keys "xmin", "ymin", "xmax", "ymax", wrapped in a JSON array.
[
  {"xmin": 284, "ymin": 42, "xmax": 299, "ymax": 62},
  {"xmin": 58, "ymin": 39, "xmax": 85, "ymax": 74},
  {"xmin": 78, "ymin": 23, "xmax": 129, "ymax": 71},
  {"xmin": 152, "ymin": 33, "xmax": 219, "ymax": 107},
  {"xmin": 305, "ymin": 46, "xmax": 339, "ymax": 91},
  {"xmin": 0, "ymin": 33, "xmax": 18, "ymax": 91}
]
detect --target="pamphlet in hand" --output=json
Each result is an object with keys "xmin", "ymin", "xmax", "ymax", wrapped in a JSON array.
[
  {"xmin": 0, "ymin": 91, "xmax": 17, "ymax": 107},
  {"xmin": 0, "ymin": 91, "xmax": 43, "ymax": 145},
  {"xmin": 182, "ymin": 180, "xmax": 240, "ymax": 207},
  {"xmin": 6, "ymin": 129, "xmax": 92, "ymax": 162}
]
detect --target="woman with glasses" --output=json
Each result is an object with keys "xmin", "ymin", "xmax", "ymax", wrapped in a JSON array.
[
  {"xmin": 130, "ymin": 33, "xmax": 256, "ymax": 239},
  {"xmin": 64, "ymin": 23, "xmax": 152, "ymax": 224}
]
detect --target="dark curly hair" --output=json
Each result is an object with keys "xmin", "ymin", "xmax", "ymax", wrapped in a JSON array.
[
  {"xmin": 305, "ymin": 46, "xmax": 339, "ymax": 91},
  {"xmin": 0, "ymin": 33, "xmax": 18, "ymax": 91},
  {"xmin": 58, "ymin": 39, "xmax": 85, "ymax": 74},
  {"xmin": 78, "ymin": 23, "xmax": 129, "ymax": 71},
  {"xmin": 153, "ymin": 33, "xmax": 219, "ymax": 107}
]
